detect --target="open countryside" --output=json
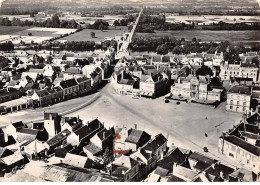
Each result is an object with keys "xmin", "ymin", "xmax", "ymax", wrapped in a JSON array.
[{"xmin": 135, "ymin": 30, "xmax": 260, "ymax": 43}]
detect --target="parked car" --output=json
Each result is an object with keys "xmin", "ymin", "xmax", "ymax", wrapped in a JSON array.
[
  {"xmin": 165, "ymin": 99, "xmax": 170, "ymax": 103},
  {"xmin": 203, "ymin": 147, "xmax": 208, "ymax": 152}
]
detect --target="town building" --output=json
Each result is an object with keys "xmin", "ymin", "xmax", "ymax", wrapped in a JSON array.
[
  {"xmin": 218, "ymin": 115, "xmax": 260, "ymax": 174},
  {"xmin": 226, "ymin": 85, "xmax": 252, "ymax": 113}
]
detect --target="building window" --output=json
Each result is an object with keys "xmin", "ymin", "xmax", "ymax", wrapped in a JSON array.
[
  {"xmin": 229, "ymin": 153, "xmax": 234, "ymax": 158},
  {"xmin": 237, "ymin": 101, "xmax": 239, "ymax": 105},
  {"xmin": 230, "ymin": 100, "xmax": 233, "ymax": 104},
  {"xmin": 243, "ymin": 107, "xmax": 246, "ymax": 111}
]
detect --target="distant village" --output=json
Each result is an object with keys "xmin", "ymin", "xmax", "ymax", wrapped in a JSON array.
[{"xmin": 0, "ymin": 111, "xmax": 259, "ymax": 182}]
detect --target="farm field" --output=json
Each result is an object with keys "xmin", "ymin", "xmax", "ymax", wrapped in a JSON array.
[
  {"xmin": 135, "ymin": 30, "xmax": 260, "ymax": 43},
  {"xmin": 0, "ymin": 27, "xmax": 78, "ymax": 44},
  {"xmin": 0, "ymin": 26, "xmax": 32, "ymax": 35},
  {"xmin": 0, "ymin": 14, "xmax": 125, "ymax": 25},
  {"xmin": 58, "ymin": 27, "xmax": 128, "ymax": 42},
  {"xmin": 166, "ymin": 15, "xmax": 260, "ymax": 25}
]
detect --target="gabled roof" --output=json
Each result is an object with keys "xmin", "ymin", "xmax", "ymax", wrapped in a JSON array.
[
  {"xmin": 64, "ymin": 153, "xmax": 92, "ymax": 168},
  {"xmin": 189, "ymin": 152, "xmax": 216, "ymax": 166},
  {"xmin": 112, "ymin": 155, "xmax": 138, "ymax": 170},
  {"xmin": 17, "ymin": 128, "xmax": 39, "ymax": 135},
  {"xmin": 125, "ymin": 129, "xmax": 151, "ymax": 145},
  {"xmin": 228, "ymin": 85, "xmax": 251, "ymax": 95},
  {"xmin": 83, "ymin": 142, "xmax": 102, "ymax": 155},
  {"xmin": 47, "ymin": 129, "xmax": 71, "ymax": 146},
  {"xmin": 230, "ymin": 168, "xmax": 257, "ymax": 182},
  {"xmin": 142, "ymin": 134, "xmax": 167, "ymax": 153},
  {"xmin": 157, "ymin": 147, "xmax": 186, "ymax": 172},
  {"xmin": 12, "ymin": 121, "xmax": 25, "ymax": 129},
  {"xmin": 96, "ymin": 128, "xmax": 115, "ymax": 141},
  {"xmin": 0, "ymin": 147, "xmax": 14, "ymax": 158},
  {"xmin": 74, "ymin": 119, "xmax": 103, "ymax": 140}
]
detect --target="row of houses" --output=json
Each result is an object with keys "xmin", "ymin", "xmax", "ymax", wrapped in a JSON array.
[{"xmin": 0, "ymin": 48, "xmax": 115, "ymax": 114}]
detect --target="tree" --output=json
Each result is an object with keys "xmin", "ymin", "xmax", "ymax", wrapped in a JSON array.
[
  {"xmin": 52, "ymin": 14, "xmax": 60, "ymax": 27},
  {"xmin": 252, "ymin": 57, "xmax": 260, "ymax": 67},
  {"xmin": 99, "ymin": 23, "xmax": 104, "ymax": 31},
  {"xmin": 28, "ymin": 32, "xmax": 32, "ymax": 36},
  {"xmin": 103, "ymin": 147, "xmax": 114, "ymax": 166},
  {"xmin": 90, "ymin": 32, "xmax": 95, "ymax": 38},
  {"xmin": 210, "ymin": 77, "xmax": 222, "ymax": 87},
  {"xmin": 196, "ymin": 65, "xmax": 213, "ymax": 77},
  {"xmin": 156, "ymin": 44, "xmax": 169, "ymax": 55}
]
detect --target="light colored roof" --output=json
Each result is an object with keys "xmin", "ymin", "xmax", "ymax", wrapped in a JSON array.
[
  {"xmin": 113, "ymin": 155, "xmax": 138, "ymax": 170},
  {"xmin": 0, "ymin": 152, "xmax": 24, "ymax": 165},
  {"xmin": 172, "ymin": 165, "xmax": 198, "ymax": 182},
  {"xmin": 24, "ymin": 140, "xmax": 48, "ymax": 155},
  {"xmin": 64, "ymin": 153, "xmax": 90, "ymax": 168}
]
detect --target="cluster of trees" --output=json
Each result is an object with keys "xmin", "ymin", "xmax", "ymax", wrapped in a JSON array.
[
  {"xmin": 0, "ymin": 41, "xmax": 14, "ymax": 51},
  {"xmin": 131, "ymin": 36, "xmax": 254, "ymax": 62},
  {"xmin": 137, "ymin": 14, "xmax": 195, "ymax": 33},
  {"xmin": 136, "ymin": 14, "xmax": 260, "ymax": 33},
  {"xmin": 85, "ymin": 20, "xmax": 109, "ymax": 30},
  {"xmin": 33, "ymin": 41, "xmax": 98, "ymax": 51},
  {"xmin": 201, "ymin": 21, "xmax": 260, "ymax": 30},
  {"xmin": 0, "ymin": 14, "xmax": 79, "ymax": 28},
  {"xmin": 113, "ymin": 14, "xmax": 136, "ymax": 26}
]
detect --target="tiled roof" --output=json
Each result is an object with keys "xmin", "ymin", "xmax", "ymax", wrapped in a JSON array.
[
  {"xmin": 83, "ymin": 142, "xmax": 102, "ymax": 155},
  {"xmin": 17, "ymin": 128, "xmax": 39, "ymax": 135},
  {"xmin": 157, "ymin": 147, "xmax": 186, "ymax": 172},
  {"xmin": 47, "ymin": 129, "xmax": 71, "ymax": 146},
  {"xmin": 74, "ymin": 119, "xmax": 103, "ymax": 140},
  {"xmin": 189, "ymin": 152, "xmax": 216, "ymax": 166},
  {"xmin": 228, "ymin": 85, "xmax": 251, "ymax": 95},
  {"xmin": 142, "ymin": 134, "xmax": 167, "ymax": 153},
  {"xmin": 60, "ymin": 79, "xmax": 78, "ymax": 89},
  {"xmin": 12, "ymin": 121, "xmax": 25, "ymax": 129},
  {"xmin": 125, "ymin": 129, "xmax": 151, "ymax": 145}
]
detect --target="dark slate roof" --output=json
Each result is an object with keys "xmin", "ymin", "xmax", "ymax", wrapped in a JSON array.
[
  {"xmin": 222, "ymin": 135, "xmax": 260, "ymax": 156},
  {"xmin": 33, "ymin": 122, "xmax": 45, "ymax": 131},
  {"xmin": 96, "ymin": 128, "xmax": 114, "ymax": 141},
  {"xmin": 142, "ymin": 133, "xmax": 167, "ymax": 153},
  {"xmin": 125, "ymin": 129, "xmax": 151, "ymax": 145},
  {"xmin": 157, "ymin": 147, "xmax": 186, "ymax": 172},
  {"xmin": 55, "ymin": 144, "xmax": 74, "ymax": 158},
  {"xmin": 151, "ymin": 73, "xmax": 163, "ymax": 82},
  {"xmin": 246, "ymin": 113, "xmax": 260, "ymax": 125},
  {"xmin": 17, "ymin": 128, "xmax": 39, "ymax": 135},
  {"xmin": 167, "ymin": 174, "xmax": 185, "ymax": 182},
  {"xmin": 240, "ymin": 63, "xmax": 257, "ymax": 68},
  {"xmin": 60, "ymin": 79, "xmax": 78, "ymax": 89},
  {"xmin": 0, "ymin": 147, "xmax": 14, "ymax": 158},
  {"xmin": 47, "ymin": 129, "xmax": 71, "ymax": 146},
  {"xmin": 228, "ymin": 85, "xmax": 251, "ymax": 95},
  {"xmin": 234, "ymin": 77, "xmax": 253, "ymax": 82},
  {"xmin": 189, "ymin": 152, "xmax": 216, "ymax": 165},
  {"xmin": 154, "ymin": 166, "xmax": 169, "ymax": 177},
  {"xmin": 204, "ymin": 163, "xmax": 235, "ymax": 180},
  {"xmin": 0, "ymin": 88, "xmax": 21, "ymax": 97},
  {"xmin": 74, "ymin": 119, "xmax": 103, "ymax": 140},
  {"xmin": 12, "ymin": 121, "xmax": 25, "ymax": 129},
  {"xmin": 83, "ymin": 142, "xmax": 102, "ymax": 155}
]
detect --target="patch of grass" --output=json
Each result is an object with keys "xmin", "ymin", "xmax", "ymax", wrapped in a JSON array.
[
  {"xmin": 59, "ymin": 28, "xmax": 128, "ymax": 42},
  {"xmin": 0, "ymin": 26, "xmax": 32, "ymax": 35},
  {"xmin": 135, "ymin": 30, "xmax": 260, "ymax": 43}
]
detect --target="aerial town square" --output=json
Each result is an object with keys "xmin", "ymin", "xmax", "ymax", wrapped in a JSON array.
[{"xmin": 0, "ymin": 0, "xmax": 260, "ymax": 182}]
